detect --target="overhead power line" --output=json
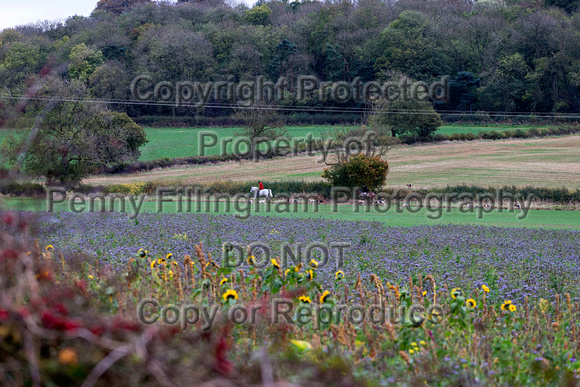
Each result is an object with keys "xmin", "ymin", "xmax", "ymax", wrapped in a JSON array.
[{"xmin": 1, "ymin": 94, "xmax": 580, "ymax": 119}]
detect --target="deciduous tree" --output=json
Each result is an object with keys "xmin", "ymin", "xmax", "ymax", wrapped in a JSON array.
[
  {"xmin": 3, "ymin": 78, "xmax": 147, "ymax": 186},
  {"xmin": 233, "ymin": 103, "xmax": 287, "ymax": 159}
]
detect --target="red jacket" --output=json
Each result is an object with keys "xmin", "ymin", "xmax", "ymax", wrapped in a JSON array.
[{"xmin": 259, "ymin": 182, "xmax": 264, "ymax": 190}]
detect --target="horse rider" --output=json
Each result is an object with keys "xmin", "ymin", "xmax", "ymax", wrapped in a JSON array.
[{"xmin": 361, "ymin": 184, "xmax": 369, "ymax": 198}]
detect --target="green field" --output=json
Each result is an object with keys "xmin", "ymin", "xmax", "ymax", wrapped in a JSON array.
[
  {"xmin": 0, "ymin": 123, "xmax": 548, "ymax": 163},
  {"xmin": 138, "ymin": 124, "xmax": 545, "ymax": 161},
  {"xmin": 139, "ymin": 125, "xmax": 333, "ymax": 161},
  {"xmin": 4, "ymin": 197, "xmax": 578, "ymax": 229}
]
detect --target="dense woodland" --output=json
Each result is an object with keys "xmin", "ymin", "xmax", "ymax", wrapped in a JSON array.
[{"xmin": 1, "ymin": 0, "xmax": 580, "ymax": 121}]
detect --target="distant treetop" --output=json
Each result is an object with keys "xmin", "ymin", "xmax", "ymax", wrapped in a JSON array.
[{"xmin": 95, "ymin": 0, "xmax": 152, "ymax": 14}]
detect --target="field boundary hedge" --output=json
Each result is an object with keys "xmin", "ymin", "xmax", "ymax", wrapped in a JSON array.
[
  {"xmin": 2, "ymin": 179, "xmax": 580, "ymax": 205},
  {"xmin": 134, "ymin": 113, "xmax": 362, "ymax": 127},
  {"xmin": 398, "ymin": 123, "xmax": 580, "ymax": 144},
  {"xmin": 0, "ymin": 181, "xmax": 46, "ymax": 197},
  {"xmin": 5, "ymin": 181, "xmax": 577, "ymax": 204},
  {"xmin": 133, "ymin": 113, "xmax": 579, "ymax": 128},
  {"xmin": 95, "ymin": 182, "xmax": 580, "ymax": 204}
]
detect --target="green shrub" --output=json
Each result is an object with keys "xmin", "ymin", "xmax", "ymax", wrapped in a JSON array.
[
  {"xmin": 433, "ymin": 133, "xmax": 450, "ymax": 142},
  {"xmin": 0, "ymin": 182, "xmax": 45, "ymax": 197},
  {"xmin": 448, "ymin": 133, "xmax": 476, "ymax": 141},
  {"xmin": 321, "ymin": 154, "xmax": 389, "ymax": 191},
  {"xmin": 480, "ymin": 130, "xmax": 505, "ymax": 140},
  {"xmin": 503, "ymin": 129, "xmax": 516, "ymax": 138},
  {"xmin": 398, "ymin": 134, "xmax": 419, "ymax": 144}
]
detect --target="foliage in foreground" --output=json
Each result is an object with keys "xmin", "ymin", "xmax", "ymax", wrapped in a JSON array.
[
  {"xmin": 1, "ymin": 212, "xmax": 579, "ymax": 385},
  {"xmin": 0, "ymin": 214, "xmax": 359, "ymax": 386}
]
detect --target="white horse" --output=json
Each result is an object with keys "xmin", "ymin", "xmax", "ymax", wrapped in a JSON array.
[{"xmin": 250, "ymin": 186, "xmax": 273, "ymax": 199}]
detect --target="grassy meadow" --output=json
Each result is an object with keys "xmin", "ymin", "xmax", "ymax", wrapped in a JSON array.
[
  {"xmin": 138, "ymin": 123, "xmax": 550, "ymax": 161},
  {"xmin": 0, "ymin": 123, "xmax": 552, "ymax": 163}
]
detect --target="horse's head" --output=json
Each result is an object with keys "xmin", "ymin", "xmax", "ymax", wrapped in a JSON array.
[{"xmin": 250, "ymin": 186, "xmax": 258, "ymax": 193}]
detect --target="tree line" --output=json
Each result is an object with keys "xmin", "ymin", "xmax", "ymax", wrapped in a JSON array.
[{"xmin": 1, "ymin": 0, "xmax": 580, "ymax": 120}]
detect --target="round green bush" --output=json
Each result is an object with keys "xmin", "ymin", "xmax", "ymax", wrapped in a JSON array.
[{"xmin": 321, "ymin": 154, "xmax": 389, "ymax": 191}]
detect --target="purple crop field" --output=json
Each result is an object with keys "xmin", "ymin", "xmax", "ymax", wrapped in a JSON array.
[{"xmin": 7, "ymin": 211, "xmax": 580, "ymax": 304}]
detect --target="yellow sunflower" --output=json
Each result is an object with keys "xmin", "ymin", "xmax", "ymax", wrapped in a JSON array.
[
  {"xmin": 294, "ymin": 263, "xmax": 302, "ymax": 272},
  {"xmin": 335, "ymin": 270, "xmax": 344, "ymax": 280},
  {"xmin": 138, "ymin": 248, "xmax": 148, "ymax": 258},
  {"xmin": 509, "ymin": 304, "xmax": 517, "ymax": 312},
  {"xmin": 166, "ymin": 253, "xmax": 173, "ymax": 260},
  {"xmin": 220, "ymin": 277, "xmax": 228, "ymax": 286},
  {"xmin": 450, "ymin": 288, "xmax": 462, "ymax": 299},
  {"xmin": 298, "ymin": 295, "xmax": 312, "ymax": 304},
  {"xmin": 309, "ymin": 259, "xmax": 318, "ymax": 269},
  {"xmin": 222, "ymin": 289, "xmax": 238, "ymax": 302},
  {"xmin": 45, "ymin": 245, "xmax": 54, "ymax": 251},
  {"xmin": 466, "ymin": 299, "xmax": 476, "ymax": 309},
  {"xmin": 482, "ymin": 284, "xmax": 490, "ymax": 293},
  {"xmin": 285, "ymin": 269, "xmax": 291, "ymax": 276},
  {"xmin": 320, "ymin": 290, "xmax": 331, "ymax": 304},
  {"xmin": 271, "ymin": 259, "xmax": 280, "ymax": 269},
  {"xmin": 247, "ymin": 255, "xmax": 256, "ymax": 265},
  {"xmin": 306, "ymin": 270, "xmax": 314, "ymax": 280},
  {"xmin": 501, "ymin": 300, "xmax": 513, "ymax": 311}
]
